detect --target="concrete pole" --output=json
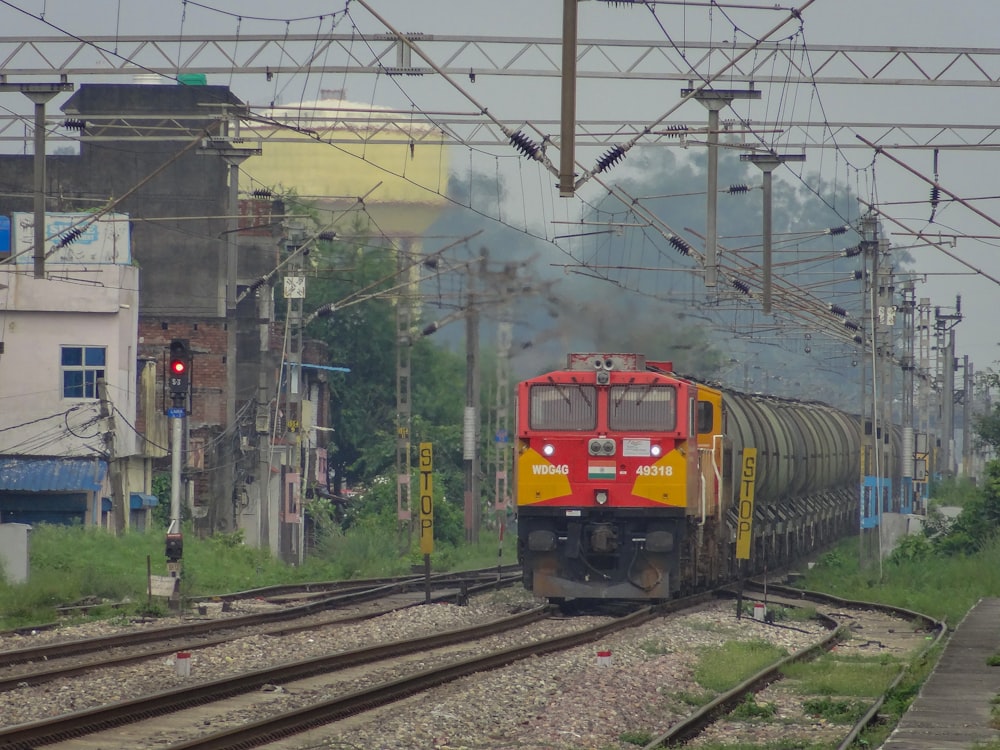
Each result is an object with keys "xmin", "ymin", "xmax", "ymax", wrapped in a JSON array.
[
  {"xmin": 942, "ymin": 330, "xmax": 956, "ymax": 476},
  {"xmin": 558, "ymin": 0, "xmax": 577, "ymax": 197},
  {"xmin": 741, "ymin": 152, "xmax": 804, "ymax": 314},
  {"xmin": 963, "ymin": 356, "xmax": 972, "ymax": 476},
  {"xmin": 464, "ymin": 253, "xmax": 483, "ymax": 544},
  {"xmin": 30, "ymin": 95, "xmax": 52, "ymax": 279}
]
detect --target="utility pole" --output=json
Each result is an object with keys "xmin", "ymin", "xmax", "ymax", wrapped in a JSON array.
[
  {"xmin": 962, "ymin": 355, "xmax": 973, "ymax": 477},
  {"xmin": 0, "ymin": 79, "xmax": 74, "ymax": 278},
  {"xmin": 741, "ymin": 151, "xmax": 805, "ymax": 313},
  {"xmin": 874, "ymin": 234, "xmax": 895, "ymax": 512},
  {"xmin": 899, "ymin": 281, "xmax": 916, "ymax": 512},
  {"xmin": 916, "ymin": 296, "xmax": 933, "ymax": 498},
  {"xmin": 396, "ymin": 239, "xmax": 414, "ymax": 546},
  {"xmin": 558, "ymin": 0, "xmax": 578, "ymax": 197},
  {"xmin": 858, "ymin": 212, "xmax": 877, "ymax": 564},
  {"xmin": 492, "ymin": 314, "xmax": 513, "ymax": 526},
  {"xmin": 464, "ymin": 252, "xmax": 484, "ymax": 544},
  {"xmin": 935, "ymin": 299, "xmax": 962, "ymax": 477},
  {"xmin": 283, "ymin": 221, "xmax": 307, "ymax": 565},
  {"xmin": 98, "ymin": 378, "xmax": 127, "ymax": 533},
  {"xmin": 688, "ymin": 87, "xmax": 760, "ymax": 288}
]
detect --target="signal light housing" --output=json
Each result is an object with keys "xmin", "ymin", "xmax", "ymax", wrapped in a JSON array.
[{"xmin": 168, "ymin": 339, "xmax": 191, "ymax": 400}]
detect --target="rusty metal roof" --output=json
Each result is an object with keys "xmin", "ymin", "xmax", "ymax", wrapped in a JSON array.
[{"xmin": 0, "ymin": 457, "xmax": 107, "ymax": 493}]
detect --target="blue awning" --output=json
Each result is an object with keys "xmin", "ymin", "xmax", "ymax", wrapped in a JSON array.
[
  {"xmin": 0, "ymin": 457, "xmax": 107, "ymax": 493},
  {"xmin": 130, "ymin": 493, "xmax": 158, "ymax": 509}
]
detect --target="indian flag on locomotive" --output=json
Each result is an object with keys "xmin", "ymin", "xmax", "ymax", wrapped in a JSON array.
[{"xmin": 588, "ymin": 460, "xmax": 616, "ymax": 480}]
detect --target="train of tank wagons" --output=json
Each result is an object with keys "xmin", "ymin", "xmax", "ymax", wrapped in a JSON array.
[{"xmin": 514, "ymin": 353, "xmax": 900, "ymax": 602}]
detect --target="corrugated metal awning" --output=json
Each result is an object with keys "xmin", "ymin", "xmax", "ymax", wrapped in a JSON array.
[
  {"xmin": 0, "ymin": 457, "xmax": 107, "ymax": 493},
  {"xmin": 130, "ymin": 493, "xmax": 158, "ymax": 509}
]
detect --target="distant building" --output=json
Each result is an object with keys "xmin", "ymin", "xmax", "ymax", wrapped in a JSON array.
[
  {"xmin": 0, "ymin": 82, "xmax": 450, "ymax": 563},
  {"xmin": 0, "ymin": 211, "xmax": 155, "ymax": 528}
]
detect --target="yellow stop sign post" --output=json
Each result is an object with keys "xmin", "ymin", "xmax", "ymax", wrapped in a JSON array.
[{"xmin": 419, "ymin": 443, "xmax": 434, "ymax": 601}]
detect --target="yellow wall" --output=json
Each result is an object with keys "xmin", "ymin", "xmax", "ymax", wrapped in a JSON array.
[{"xmin": 246, "ymin": 127, "xmax": 450, "ymax": 236}]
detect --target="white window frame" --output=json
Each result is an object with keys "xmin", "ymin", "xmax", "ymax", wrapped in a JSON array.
[{"xmin": 61, "ymin": 345, "xmax": 107, "ymax": 399}]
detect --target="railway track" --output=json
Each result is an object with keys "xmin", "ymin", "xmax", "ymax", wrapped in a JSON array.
[
  {"xmin": 0, "ymin": 568, "xmax": 521, "ymax": 691},
  {"xmin": 640, "ymin": 583, "xmax": 945, "ymax": 749},
  {"xmin": 0, "ymin": 594, "xmax": 660, "ymax": 750},
  {"xmin": 1, "ymin": 577, "xmax": 941, "ymax": 750}
]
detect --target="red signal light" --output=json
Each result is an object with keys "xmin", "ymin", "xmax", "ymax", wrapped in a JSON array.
[{"xmin": 171, "ymin": 359, "xmax": 186, "ymax": 375}]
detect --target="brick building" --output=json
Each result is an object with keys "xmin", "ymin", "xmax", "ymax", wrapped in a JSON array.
[{"xmin": 0, "ymin": 82, "xmax": 332, "ymax": 563}]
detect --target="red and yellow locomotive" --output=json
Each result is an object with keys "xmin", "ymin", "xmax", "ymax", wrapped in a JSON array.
[{"xmin": 515, "ymin": 353, "xmax": 865, "ymax": 601}]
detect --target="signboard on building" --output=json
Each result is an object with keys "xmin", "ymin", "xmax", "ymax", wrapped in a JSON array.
[{"xmin": 11, "ymin": 212, "xmax": 131, "ymax": 265}]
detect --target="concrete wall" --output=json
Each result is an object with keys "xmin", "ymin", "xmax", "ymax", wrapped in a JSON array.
[
  {"xmin": 0, "ymin": 264, "xmax": 140, "ymax": 456},
  {"xmin": 0, "ymin": 524, "xmax": 31, "ymax": 584}
]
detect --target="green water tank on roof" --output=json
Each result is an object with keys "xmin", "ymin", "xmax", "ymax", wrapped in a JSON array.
[{"xmin": 177, "ymin": 73, "xmax": 207, "ymax": 86}]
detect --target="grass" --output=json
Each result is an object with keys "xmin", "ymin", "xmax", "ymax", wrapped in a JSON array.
[
  {"xmin": 685, "ymin": 741, "xmax": 828, "ymax": 750},
  {"xmin": 693, "ymin": 639, "xmax": 789, "ymax": 691},
  {"xmin": 782, "ymin": 652, "xmax": 901, "ymax": 697},
  {"xmin": 801, "ymin": 696, "xmax": 868, "ymax": 724},
  {"xmin": 0, "ymin": 521, "xmax": 518, "ymax": 630},
  {"xmin": 799, "ymin": 535, "xmax": 999, "ymax": 628}
]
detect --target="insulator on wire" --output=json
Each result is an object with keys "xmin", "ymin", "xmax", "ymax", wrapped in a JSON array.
[
  {"xmin": 844, "ymin": 320, "xmax": 860, "ymax": 331},
  {"xmin": 826, "ymin": 225, "xmax": 849, "ymax": 235},
  {"xmin": 62, "ymin": 119, "xmax": 86, "ymax": 131},
  {"xmin": 249, "ymin": 277, "xmax": 267, "ymax": 291},
  {"xmin": 595, "ymin": 145, "xmax": 626, "ymax": 174},
  {"xmin": 509, "ymin": 130, "xmax": 541, "ymax": 160},
  {"xmin": 731, "ymin": 278, "xmax": 751, "ymax": 295},
  {"xmin": 251, "ymin": 188, "xmax": 273, "ymax": 199},
  {"xmin": 57, "ymin": 228, "xmax": 82, "ymax": 248},
  {"xmin": 853, "ymin": 335, "xmax": 863, "ymax": 345},
  {"xmin": 668, "ymin": 235, "xmax": 692, "ymax": 256},
  {"xmin": 853, "ymin": 270, "xmax": 865, "ymax": 280},
  {"xmin": 930, "ymin": 185, "xmax": 940, "ymax": 207},
  {"xmin": 727, "ymin": 184, "xmax": 749, "ymax": 194},
  {"xmin": 829, "ymin": 304, "xmax": 847, "ymax": 317},
  {"xmin": 843, "ymin": 243, "xmax": 863, "ymax": 257},
  {"xmin": 664, "ymin": 124, "xmax": 690, "ymax": 137}
]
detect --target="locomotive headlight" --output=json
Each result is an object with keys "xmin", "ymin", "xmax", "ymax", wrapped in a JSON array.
[
  {"xmin": 650, "ymin": 444, "xmax": 662, "ymax": 457},
  {"xmin": 542, "ymin": 443, "xmax": 555, "ymax": 457},
  {"xmin": 594, "ymin": 489, "xmax": 609, "ymax": 505}
]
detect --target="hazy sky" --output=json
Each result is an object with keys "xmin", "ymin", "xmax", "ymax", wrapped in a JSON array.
[{"xmin": 4, "ymin": 0, "xmax": 1000, "ymax": 375}]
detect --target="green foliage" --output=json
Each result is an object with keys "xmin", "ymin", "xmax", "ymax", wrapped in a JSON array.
[
  {"xmin": 619, "ymin": 729, "xmax": 653, "ymax": 745},
  {"xmin": 801, "ymin": 534, "xmax": 1000, "ymax": 632},
  {"xmin": 694, "ymin": 639, "xmax": 788, "ymax": 691},
  {"xmin": 929, "ymin": 475, "xmax": 982, "ymax": 509},
  {"xmin": 151, "ymin": 472, "xmax": 171, "ymax": 527},
  {"xmin": 802, "ymin": 696, "xmax": 868, "ymax": 723},
  {"xmin": 691, "ymin": 739, "xmax": 824, "ymax": 750},
  {"xmin": 671, "ymin": 689, "xmax": 715, "ymax": 707},
  {"xmin": 888, "ymin": 533, "xmax": 934, "ymax": 564},
  {"xmin": 974, "ymin": 403, "xmax": 1000, "ymax": 453},
  {"xmin": 638, "ymin": 639, "xmax": 670, "ymax": 656},
  {"xmin": 730, "ymin": 692, "xmax": 776, "ymax": 720}
]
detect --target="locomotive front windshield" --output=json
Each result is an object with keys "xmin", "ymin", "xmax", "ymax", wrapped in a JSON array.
[
  {"xmin": 529, "ymin": 383, "xmax": 597, "ymax": 430},
  {"xmin": 609, "ymin": 384, "xmax": 676, "ymax": 431}
]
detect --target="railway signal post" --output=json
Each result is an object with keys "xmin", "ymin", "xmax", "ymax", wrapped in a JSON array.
[{"xmin": 165, "ymin": 339, "xmax": 192, "ymax": 603}]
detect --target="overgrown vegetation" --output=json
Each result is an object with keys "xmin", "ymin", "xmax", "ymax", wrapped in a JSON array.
[
  {"xmin": 0, "ymin": 522, "xmax": 515, "ymax": 629},
  {"xmin": 782, "ymin": 652, "xmax": 899, "ymax": 698},
  {"xmin": 729, "ymin": 692, "xmax": 777, "ymax": 720},
  {"xmin": 693, "ymin": 639, "xmax": 788, "ymax": 692}
]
